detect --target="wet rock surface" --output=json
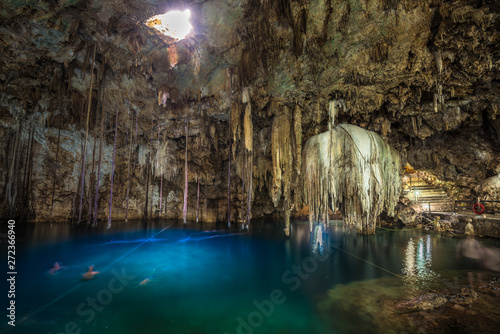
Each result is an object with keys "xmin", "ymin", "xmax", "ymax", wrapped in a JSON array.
[{"xmin": 318, "ymin": 271, "xmax": 500, "ymax": 333}]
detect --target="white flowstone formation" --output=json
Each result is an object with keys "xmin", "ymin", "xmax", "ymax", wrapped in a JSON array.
[{"xmin": 302, "ymin": 124, "xmax": 402, "ymax": 234}]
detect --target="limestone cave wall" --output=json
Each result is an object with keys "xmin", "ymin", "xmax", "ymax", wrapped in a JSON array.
[{"xmin": 0, "ymin": 0, "xmax": 498, "ymax": 224}]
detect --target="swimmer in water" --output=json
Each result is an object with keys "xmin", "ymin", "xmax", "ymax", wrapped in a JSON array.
[
  {"xmin": 82, "ymin": 265, "xmax": 100, "ymax": 280},
  {"xmin": 138, "ymin": 268, "xmax": 158, "ymax": 287},
  {"xmin": 49, "ymin": 262, "xmax": 63, "ymax": 274}
]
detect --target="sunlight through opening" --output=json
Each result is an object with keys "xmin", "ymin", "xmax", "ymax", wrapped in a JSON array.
[{"xmin": 146, "ymin": 9, "xmax": 193, "ymax": 40}]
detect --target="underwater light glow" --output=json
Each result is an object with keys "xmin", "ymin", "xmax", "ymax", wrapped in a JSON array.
[{"xmin": 146, "ymin": 9, "xmax": 192, "ymax": 40}]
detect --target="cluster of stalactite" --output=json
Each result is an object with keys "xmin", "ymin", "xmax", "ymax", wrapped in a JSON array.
[
  {"xmin": 3, "ymin": 114, "xmax": 36, "ymax": 220},
  {"xmin": 230, "ymin": 88, "xmax": 255, "ymax": 226},
  {"xmin": 72, "ymin": 46, "xmax": 109, "ymax": 226},
  {"xmin": 302, "ymin": 123, "xmax": 402, "ymax": 234},
  {"xmin": 268, "ymin": 100, "xmax": 303, "ymax": 236}
]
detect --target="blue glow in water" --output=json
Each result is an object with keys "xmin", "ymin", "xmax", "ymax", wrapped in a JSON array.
[
  {"xmin": 100, "ymin": 238, "xmax": 166, "ymax": 244},
  {"xmin": 2, "ymin": 220, "xmax": 499, "ymax": 334}
]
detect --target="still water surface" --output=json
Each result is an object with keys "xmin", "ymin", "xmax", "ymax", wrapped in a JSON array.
[{"xmin": 2, "ymin": 220, "xmax": 497, "ymax": 334}]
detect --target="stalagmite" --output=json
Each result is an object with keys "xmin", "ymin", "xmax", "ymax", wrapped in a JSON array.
[
  {"xmin": 108, "ymin": 105, "xmax": 119, "ymax": 229},
  {"xmin": 183, "ymin": 116, "xmax": 188, "ymax": 224},
  {"xmin": 302, "ymin": 124, "xmax": 402, "ymax": 234},
  {"xmin": 78, "ymin": 44, "xmax": 96, "ymax": 224}
]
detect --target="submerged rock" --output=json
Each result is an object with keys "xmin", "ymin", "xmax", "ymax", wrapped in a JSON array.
[{"xmin": 318, "ymin": 271, "xmax": 500, "ymax": 334}]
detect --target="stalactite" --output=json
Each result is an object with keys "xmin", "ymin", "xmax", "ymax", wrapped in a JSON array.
[
  {"xmin": 284, "ymin": 204, "xmax": 291, "ymax": 237},
  {"xmin": 270, "ymin": 111, "xmax": 292, "ymax": 207},
  {"xmin": 241, "ymin": 152, "xmax": 246, "ymax": 224},
  {"xmin": 125, "ymin": 110, "xmax": 133, "ymax": 222},
  {"xmin": 50, "ymin": 128, "xmax": 61, "ymax": 218},
  {"xmin": 435, "ymin": 51, "xmax": 443, "ymax": 75},
  {"xmin": 243, "ymin": 100, "xmax": 253, "ymax": 226},
  {"xmin": 88, "ymin": 81, "xmax": 101, "ymax": 223},
  {"xmin": 227, "ymin": 102, "xmax": 232, "ymax": 226},
  {"xmin": 183, "ymin": 115, "xmax": 189, "ymax": 224},
  {"xmin": 21, "ymin": 126, "xmax": 34, "ymax": 219},
  {"xmin": 315, "ymin": 100, "xmax": 321, "ymax": 135},
  {"xmin": 20, "ymin": 126, "xmax": 32, "ymax": 214},
  {"xmin": 207, "ymin": 124, "xmax": 217, "ymax": 151},
  {"xmin": 293, "ymin": 104, "xmax": 301, "ymax": 175},
  {"xmin": 93, "ymin": 57, "xmax": 105, "ymax": 226},
  {"xmin": 126, "ymin": 109, "xmax": 139, "ymax": 222},
  {"xmin": 78, "ymin": 44, "xmax": 96, "ymax": 223},
  {"xmin": 270, "ymin": 107, "xmax": 293, "ymax": 236},
  {"xmin": 246, "ymin": 155, "xmax": 253, "ymax": 226},
  {"xmin": 156, "ymin": 123, "xmax": 160, "ymax": 169},
  {"xmin": 156, "ymin": 122, "xmax": 161, "ymax": 213},
  {"xmin": 20, "ymin": 132, "xmax": 28, "ymax": 211},
  {"xmin": 26, "ymin": 126, "xmax": 35, "ymax": 218},
  {"xmin": 6, "ymin": 122, "xmax": 21, "ymax": 215},
  {"xmin": 144, "ymin": 153, "xmax": 150, "ymax": 221},
  {"xmin": 302, "ymin": 124, "xmax": 402, "ymax": 234},
  {"xmin": 149, "ymin": 119, "xmax": 154, "ymax": 219},
  {"xmin": 88, "ymin": 118, "xmax": 97, "ymax": 223},
  {"xmin": 196, "ymin": 166, "xmax": 200, "ymax": 223},
  {"xmin": 93, "ymin": 92, "xmax": 104, "ymax": 224},
  {"xmin": 231, "ymin": 102, "xmax": 241, "ymax": 160},
  {"xmin": 411, "ymin": 116, "xmax": 418, "ymax": 136},
  {"xmin": 159, "ymin": 164, "xmax": 163, "ymax": 214},
  {"xmin": 108, "ymin": 105, "xmax": 119, "ymax": 229},
  {"xmin": 72, "ymin": 133, "xmax": 84, "ymax": 222},
  {"xmin": 382, "ymin": 118, "xmax": 390, "ymax": 137},
  {"xmin": 328, "ymin": 100, "xmax": 337, "ymax": 130}
]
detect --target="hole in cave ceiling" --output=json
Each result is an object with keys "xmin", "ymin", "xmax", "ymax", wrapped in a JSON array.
[{"xmin": 145, "ymin": 9, "xmax": 193, "ymax": 40}]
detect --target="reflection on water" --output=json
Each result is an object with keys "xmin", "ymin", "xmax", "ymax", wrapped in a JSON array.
[
  {"xmin": 311, "ymin": 223, "xmax": 327, "ymax": 256},
  {"xmin": 5, "ymin": 220, "xmax": 500, "ymax": 334},
  {"xmin": 402, "ymin": 234, "xmax": 439, "ymax": 292}
]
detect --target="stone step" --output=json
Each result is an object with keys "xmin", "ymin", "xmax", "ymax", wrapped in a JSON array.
[
  {"xmin": 415, "ymin": 199, "xmax": 452, "ymax": 203},
  {"xmin": 414, "ymin": 193, "xmax": 449, "ymax": 197}
]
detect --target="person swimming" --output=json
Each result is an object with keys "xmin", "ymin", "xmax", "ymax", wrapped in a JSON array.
[
  {"xmin": 49, "ymin": 262, "xmax": 63, "ymax": 274},
  {"xmin": 82, "ymin": 265, "xmax": 100, "ymax": 280},
  {"xmin": 137, "ymin": 268, "xmax": 158, "ymax": 287}
]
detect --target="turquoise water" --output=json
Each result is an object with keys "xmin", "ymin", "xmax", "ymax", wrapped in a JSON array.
[{"xmin": 2, "ymin": 220, "xmax": 499, "ymax": 334}]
